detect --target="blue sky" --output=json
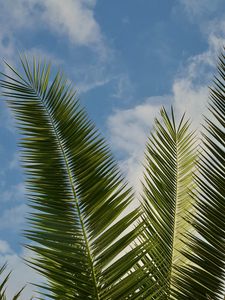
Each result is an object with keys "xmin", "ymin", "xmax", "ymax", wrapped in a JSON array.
[{"xmin": 0, "ymin": 0, "xmax": 225, "ymax": 297}]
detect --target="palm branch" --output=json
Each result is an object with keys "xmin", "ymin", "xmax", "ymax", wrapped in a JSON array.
[
  {"xmin": 1, "ymin": 49, "xmax": 225, "ymax": 300},
  {"xmin": 0, "ymin": 57, "xmax": 145, "ymax": 299},
  {"xmin": 173, "ymin": 50, "xmax": 225, "ymax": 299},
  {"xmin": 140, "ymin": 107, "xmax": 197, "ymax": 299}
]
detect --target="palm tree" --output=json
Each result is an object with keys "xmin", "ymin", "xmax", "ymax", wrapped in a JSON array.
[{"xmin": 0, "ymin": 49, "xmax": 224, "ymax": 299}]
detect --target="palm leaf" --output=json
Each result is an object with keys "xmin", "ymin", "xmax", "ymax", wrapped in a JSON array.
[
  {"xmin": 140, "ymin": 107, "xmax": 197, "ymax": 298},
  {"xmin": 173, "ymin": 51, "xmax": 225, "ymax": 299},
  {"xmin": 0, "ymin": 57, "xmax": 144, "ymax": 299}
]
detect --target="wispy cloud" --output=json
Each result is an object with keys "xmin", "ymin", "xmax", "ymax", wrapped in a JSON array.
[
  {"xmin": 112, "ymin": 73, "xmax": 135, "ymax": 101},
  {"xmin": 75, "ymin": 64, "xmax": 113, "ymax": 94},
  {"xmin": 23, "ymin": 47, "xmax": 64, "ymax": 66},
  {"xmin": 178, "ymin": 0, "xmax": 224, "ymax": 19},
  {"xmin": 107, "ymin": 14, "xmax": 225, "ymax": 194},
  {"xmin": 108, "ymin": 98, "xmax": 163, "ymax": 192},
  {"xmin": 173, "ymin": 27, "xmax": 225, "ymax": 128}
]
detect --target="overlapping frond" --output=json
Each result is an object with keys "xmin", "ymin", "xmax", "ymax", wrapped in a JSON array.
[
  {"xmin": 2, "ymin": 50, "xmax": 225, "ymax": 300},
  {"xmin": 174, "ymin": 51, "xmax": 225, "ymax": 299},
  {"xmin": 140, "ymin": 108, "xmax": 197, "ymax": 299},
  {"xmin": 0, "ymin": 57, "xmax": 144, "ymax": 299}
]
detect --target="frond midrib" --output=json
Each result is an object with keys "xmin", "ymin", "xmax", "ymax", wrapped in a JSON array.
[
  {"xmin": 165, "ymin": 124, "xmax": 182, "ymax": 299},
  {"xmin": 169, "ymin": 123, "xmax": 196, "ymax": 297},
  {"xmin": 170, "ymin": 129, "xmax": 179, "ymax": 266}
]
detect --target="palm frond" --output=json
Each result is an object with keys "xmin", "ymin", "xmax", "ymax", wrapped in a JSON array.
[
  {"xmin": 0, "ymin": 57, "xmax": 144, "ymax": 299},
  {"xmin": 140, "ymin": 107, "xmax": 197, "ymax": 298},
  {"xmin": 174, "ymin": 50, "xmax": 225, "ymax": 299}
]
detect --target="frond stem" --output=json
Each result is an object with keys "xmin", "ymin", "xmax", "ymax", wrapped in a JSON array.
[{"xmin": 169, "ymin": 131, "xmax": 179, "ymax": 294}]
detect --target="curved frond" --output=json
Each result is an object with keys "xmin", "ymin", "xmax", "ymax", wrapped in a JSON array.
[
  {"xmin": 140, "ymin": 107, "xmax": 197, "ymax": 298},
  {"xmin": 174, "ymin": 50, "xmax": 225, "ymax": 299},
  {"xmin": 0, "ymin": 57, "xmax": 143, "ymax": 299}
]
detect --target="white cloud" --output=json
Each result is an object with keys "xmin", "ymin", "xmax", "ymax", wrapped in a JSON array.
[
  {"xmin": 0, "ymin": 0, "xmax": 104, "ymax": 51},
  {"xmin": 0, "ymin": 0, "xmax": 102, "ymax": 65},
  {"xmin": 42, "ymin": 0, "xmax": 102, "ymax": 46},
  {"xmin": 108, "ymin": 99, "xmax": 164, "ymax": 154},
  {"xmin": 173, "ymin": 79, "xmax": 208, "ymax": 129},
  {"xmin": 107, "ymin": 18, "xmax": 225, "ymax": 194},
  {"xmin": 0, "ymin": 0, "xmax": 111, "ymax": 101},
  {"xmin": 108, "ymin": 98, "xmax": 163, "ymax": 192}
]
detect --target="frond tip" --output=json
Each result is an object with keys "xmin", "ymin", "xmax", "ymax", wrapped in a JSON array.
[{"xmin": 141, "ymin": 107, "xmax": 197, "ymax": 298}]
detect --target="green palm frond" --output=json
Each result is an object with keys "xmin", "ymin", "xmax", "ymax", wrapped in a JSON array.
[
  {"xmin": 0, "ymin": 264, "xmax": 24, "ymax": 300},
  {"xmin": 173, "ymin": 51, "xmax": 225, "ymax": 299},
  {"xmin": 2, "ymin": 50, "xmax": 225, "ymax": 300},
  {"xmin": 0, "ymin": 57, "xmax": 144, "ymax": 299},
  {"xmin": 140, "ymin": 107, "xmax": 197, "ymax": 298}
]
